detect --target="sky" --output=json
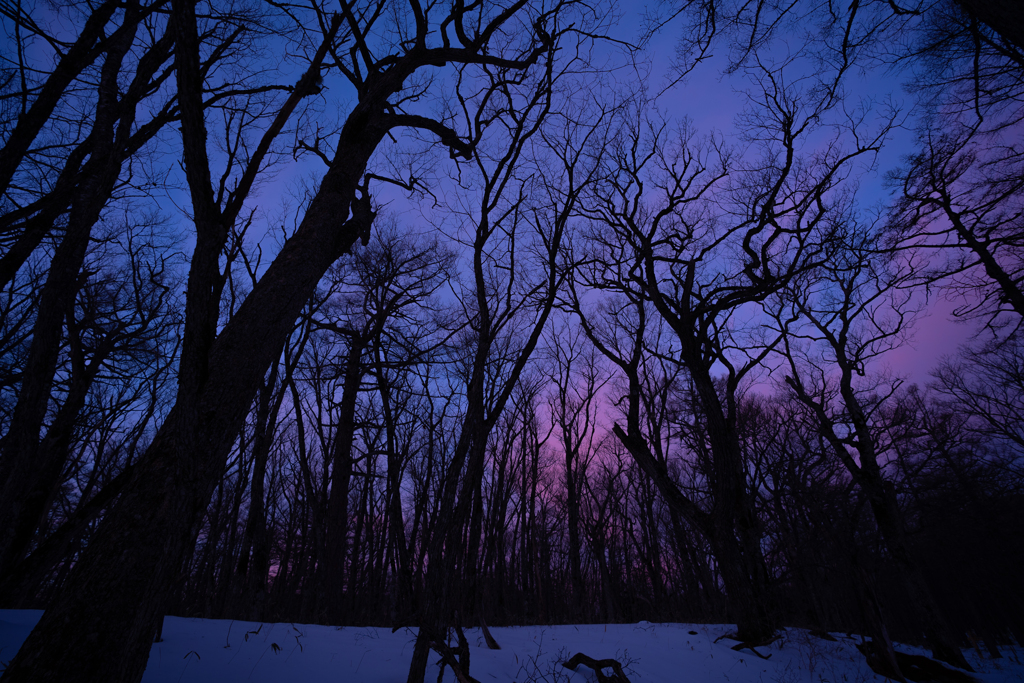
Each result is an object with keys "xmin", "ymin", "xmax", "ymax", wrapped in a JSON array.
[
  {"xmin": 115, "ymin": 0, "xmax": 983, "ymax": 390},
  {"xmin": 617, "ymin": 15, "xmax": 979, "ymax": 387}
]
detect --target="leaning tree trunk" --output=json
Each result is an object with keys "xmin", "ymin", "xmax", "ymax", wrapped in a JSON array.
[
  {"xmin": 2, "ymin": 0, "xmax": 551, "ymax": 675},
  {"xmin": 0, "ymin": 402, "xmax": 227, "ymax": 682},
  {"xmin": 0, "ymin": 99, "xmax": 391, "ymax": 683},
  {"xmin": 831, "ymin": 371, "xmax": 974, "ymax": 672},
  {"xmin": 612, "ymin": 360, "xmax": 777, "ymax": 644}
]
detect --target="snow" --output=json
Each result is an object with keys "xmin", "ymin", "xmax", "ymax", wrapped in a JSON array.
[{"xmin": 2, "ymin": 609, "xmax": 1022, "ymax": 683}]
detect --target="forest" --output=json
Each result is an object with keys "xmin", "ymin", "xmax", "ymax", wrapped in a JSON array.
[{"xmin": 0, "ymin": 1, "xmax": 1022, "ymax": 682}]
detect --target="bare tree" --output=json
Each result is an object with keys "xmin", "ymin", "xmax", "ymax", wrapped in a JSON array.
[
  {"xmin": 570, "ymin": 61, "xmax": 892, "ymax": 641},
  {"xmin": 0, "ymin": 0, "xmax": 178, "ymax": 579},
  {"xmin": 886, "ymin": 124, "xmax": 1024, "ymax": 325},
  {"xmin": 775, "ymin": 221, "xmax": 974, "ymax": 670},
  {"xmin": 0, "ymin": 0, "xmax": 575, "ymax": 680},
  {"xmin": 406, "ymin": 29, "xmax": 616, "ymax": 680},
  {"xmin": 310, "ymin": 225, "xmax": 453, "ymax": 624},
  {"xmin": 933, "ymin": 332, "xmax": 1024, "ymax": 468},
  {"xmin": 545, "ymin": 318, "xmax": 608, "ymax": 619},
  {"xmin": 662, "ymin": 0, "xmax": 1022, "ymax": 90},
  {"xmin": 0, "ymin": 213, "xmax": 179, "ymax": 598}
]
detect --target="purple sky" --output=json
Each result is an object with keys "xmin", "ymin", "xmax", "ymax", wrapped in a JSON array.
[
  {"xmin": 206, "ymin": 5, "xmax": 981, "ymax": 391},
  {"xmin": 639, "ymin": 21, "xmax": 983, "ymax": 388}
]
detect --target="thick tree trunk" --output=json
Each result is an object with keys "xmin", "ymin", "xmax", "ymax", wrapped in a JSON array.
[
  {"xmin": 0, "ymin": 460, "xmax": 134, "ymax": 605},
  {"xmin": 957, "ymin": 0, "xmax": 1024, "ymax": 55},
  {"xmin": 710, "ymin": 520, "xmax": 774, "ymax": 642},
  {"xmin": 0, "ymin": 101, "xmax": 388, "ymax": 683},
  {"xmin": 612, "ymin": 408, "xmax": 775, "ymax": 643},
  {"xmin": 691, "ymin": 369, "xmax": 775, "ymax": 643},
  {"xmin": 0, "ymin": 404, "xmax": 220, "ymax": 682},
  {"xmin": 2, "ymin": 0, "xmax": 547, "ymax": 673},
  {"xmin": 861, "ymin": 472, "xmax": 973, "ymax": 671}
]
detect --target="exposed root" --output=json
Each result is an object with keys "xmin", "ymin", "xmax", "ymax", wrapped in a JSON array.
[
  {"xmin": 562, "ymin": 652, "xmax": 632, "ymax": 683},
  {"xmin": 431, "ymin": 636, "xmax": 479, "ymax": 683}
]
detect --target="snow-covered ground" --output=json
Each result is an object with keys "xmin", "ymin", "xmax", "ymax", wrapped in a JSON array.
[{"xmin": 1, "ymin": 609, "xmax": 1021, "ymax": 682}]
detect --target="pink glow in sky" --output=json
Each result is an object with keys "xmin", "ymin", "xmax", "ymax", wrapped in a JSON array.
[
  {"xmin": 884, "ymin": 296, "xmax": 982, "ymax": 386},
  {"xmin": 218, "ymin": 5, "xmax": 981, "ymax": 394},
  {"xmin": 638, "ymin": 23, "xmax": 984, "ymax": 389}
]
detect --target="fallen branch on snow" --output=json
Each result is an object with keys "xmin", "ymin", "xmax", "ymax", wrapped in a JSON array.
[
  {"xmin": 713, "ymin": 632, "xmax": 779, "ymax": 659},
  {"xmin": 562, "ymin": 652, "xmax": 632, "ymax": 683}
]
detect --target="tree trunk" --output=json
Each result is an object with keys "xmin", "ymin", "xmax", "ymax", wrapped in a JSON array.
[
  {"xmin": 0, "ymin": 87, "xmax": 389, "ymax": 683},
  {"xmin": 0, "ymin": 0, "xmax": 180, "ymax": 581},
  {"xmin": 862, "ymin": 473, "xmax": 972, "ymax": 671},
  {"xmin": 565, "ymin": 451, "xmax": 586, "ymax": 619},
  {"xmin": 0, "ymin": 8, "xmax": 141, "ymax": 574},
  {"xmin": 957, "ymin": 0, "xmax": 1024, "ymax": 55},
  {"xmin": 321, "ymin": 340, "xmax": 363, "ymax": 622},
  {"xmin": 0, "ymin": 404, "xmax": 224, "ymax": 682},
  {"xmin": 235, "ymin": 364, "xmax": 282, "ymax": 620}
]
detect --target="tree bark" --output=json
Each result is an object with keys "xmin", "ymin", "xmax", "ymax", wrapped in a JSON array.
[
  {"xmin": 320, "ymin": 340, "xmax": 363, "ymax": 623},
  {"xmin": 0, "ymin": 55, "xmax": 390, "ymax": 683},
  {"xmin": 956, "ymin": 0, "xmax": 1024, "ymax": 55}
]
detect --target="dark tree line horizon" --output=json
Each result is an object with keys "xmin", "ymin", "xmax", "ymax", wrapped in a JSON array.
[{"xmin": 0, "ymin": 1, "xmax": 1022, "ymax": 682}]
